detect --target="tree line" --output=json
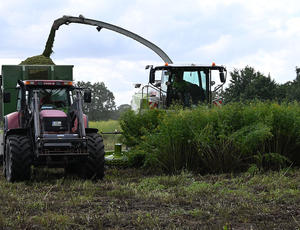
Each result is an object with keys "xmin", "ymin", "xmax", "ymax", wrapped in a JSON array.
[
  {"xmin": 222, "ymin": 66, "xmax": 300, "ymax": 103},
  {"xmin": 77, "ymin": 81, "xmax": 130, "ymax": 121}
]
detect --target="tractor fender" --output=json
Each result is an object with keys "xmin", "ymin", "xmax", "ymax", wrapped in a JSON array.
[
  {"xmin": 4, "ymin": 112, "xmax": 20, "ymax": 131},
  {"xmin": 5, "ymin": 128, "xmax": 28, "ymax": 137},
  {"xmin": 3, "ymin": 113, "xmax": 27, "ymax": 157}
]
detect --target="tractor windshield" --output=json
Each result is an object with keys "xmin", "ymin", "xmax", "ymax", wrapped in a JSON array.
[
  {"xmin": 39, "ymin": 88, "xmax": 71, "ymax": 109},
  {"xmin": 18, "ymin": 87, "xmax": 72, "ymax": 111}
]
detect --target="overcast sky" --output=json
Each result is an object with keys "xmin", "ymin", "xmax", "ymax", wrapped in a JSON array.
[{"xmin": 1, "ymin": 0, "xmax": 300, "ymax": 105}]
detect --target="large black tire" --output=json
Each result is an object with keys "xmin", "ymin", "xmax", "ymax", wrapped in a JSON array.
[
  {"xmin": 5, "ymin": 135, "xmax": 32, "ymax": 182},
  {"xmin": 65, "ymin": 161, "xmax": 80, "ymax": 175},
  {"xmin": 82, "ymin": 133, "xmax": 105, "ymax": 180}
]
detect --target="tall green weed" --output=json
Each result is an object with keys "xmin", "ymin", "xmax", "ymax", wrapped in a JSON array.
[
  {"xmin": 120, "ymin": 109, "xmax": 165, "ymax": 147},
  {"xmin": 120, "ymin": 102, "xmax": 300, "ymax": 173}
]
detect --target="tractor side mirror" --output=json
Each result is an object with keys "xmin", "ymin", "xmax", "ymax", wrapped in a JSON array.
[
  {"xmin": 149, "ymin": 69, "xmax": 155, "ymax": 84},
  {"xmin": 83, "ymin": 90, "xmax": 91, "ymax": 103},
  {"xmin": 3, "ymin": 92, "xmax": 11, "ymax": 103},
  {"xmin": 220, "ymin": 71, "xmax": 226, "ymax": 83}
]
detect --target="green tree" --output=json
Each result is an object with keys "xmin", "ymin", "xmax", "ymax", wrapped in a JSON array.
[
  {"xmin": 109, "ymin": 104, "xmax": 132, "ymax": 120},
  {"xmin": 223, "ymin": 66, "xmax": 278, "ymax": 103},
  {"xmin": 76, "ymin": 81, "xmax": 116, "ymax": 121},
  {"xmin": 279, "ymin": 67, "xmax": 300, "ymax": 101}
]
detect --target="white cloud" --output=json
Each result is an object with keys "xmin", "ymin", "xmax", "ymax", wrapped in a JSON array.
[
  {"xmin": 0, "ymin": 58, "xmax": 22, "ymax": 66},
  {"xmin": 228, "ymin": 49, "xmax": 294, "ymax": 83},
  {"xmin": 56, "ymin": 57, "xmax": 157, "ymax": 105},
  {"xmin": 2, "ymin": 0, "xmax": 300, "ymax": 105},
  {"xmin": 191, "ymin": 35, "xmax": 232, "ymax": 58},
  {"xmin": 114, "ymin": 89, "xmax": 138, "ymax": 106}
]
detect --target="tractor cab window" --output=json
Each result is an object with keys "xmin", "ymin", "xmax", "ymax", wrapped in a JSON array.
[
  {"xmin": 39, "ymin": 88, "xmax": 70, "ymax": 110},
  {"xmin": 69, "ymin": 90, "xmax": 74, "ymax": 105},
  {"xmin": 16, "ymin": 89, "xmax": 21, "ymax": 111},
  {"xmin": 16, "ymin": 89, "xmax": 29, "ymax": 111}
]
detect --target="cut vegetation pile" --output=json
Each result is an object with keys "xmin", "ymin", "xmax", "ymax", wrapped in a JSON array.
[
  {"xmin": 120, "ymin": 102, "xmax": 300, "ymax": 173},
  {"xmin": 20, "ymin": 54, "xmax": 55, "ymax": 65}
]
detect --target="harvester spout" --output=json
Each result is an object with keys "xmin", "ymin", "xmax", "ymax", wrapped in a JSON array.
[{"xmin": 42, "ymin": 15, "xmax": 173, "ymax": 64}]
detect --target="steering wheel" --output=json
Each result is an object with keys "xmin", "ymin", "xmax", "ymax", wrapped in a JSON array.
[{"xmin": 55, "ymin": 101, "xmax": 67, "ymax": 108}]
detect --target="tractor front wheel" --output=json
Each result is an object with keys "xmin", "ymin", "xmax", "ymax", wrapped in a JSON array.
[
  {"xmin": 82, "ymin": 133, "xmax": 105, "ymax": 180},
  {"xmin": 5, "ymin": 135, "xmax": 32, "ymax": 182},
  {"xmin": 81, "ymin": 133, "xmax": 105, "ymax": 180}
]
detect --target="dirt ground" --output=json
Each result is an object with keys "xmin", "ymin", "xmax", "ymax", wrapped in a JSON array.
[{"xmin": 0, "ymin": 166, "xmax": 299, "ymax": 229}]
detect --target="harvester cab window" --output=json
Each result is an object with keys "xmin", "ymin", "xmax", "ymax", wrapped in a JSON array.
[
  {"xmin": 169, "ymin": 70, "xmax": 206, "ymax": 106},
  {"xmin": 158, "ymin": 70, "xmax": 169, "ymax": 92},
  {"xmin": 169, "ymin": 70, "xmax": 191, "ymax": 106},
  {"xmin": 183, "ymin": 71, "xmax": 200, "ymax": 86},
  {"xmin": 200, "ymin": 71, "xmax": 207, "ymax": 91}
]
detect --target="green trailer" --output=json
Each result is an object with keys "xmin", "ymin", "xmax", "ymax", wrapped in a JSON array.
[{"xmin": 1, "ymin": 65, "xmax": 73, "ymax": 116}]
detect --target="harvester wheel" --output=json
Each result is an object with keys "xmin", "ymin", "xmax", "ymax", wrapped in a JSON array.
[
  {"xmin": 82, "ymin": 133, "xmax": 105, "ymax": 180},
  {"xmin": 5, "ymin": 135, "xmax": 32, "ymax": 182}
]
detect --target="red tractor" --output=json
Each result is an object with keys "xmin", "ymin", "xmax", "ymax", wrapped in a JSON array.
[{"xmin": 1, "ymin": 65, "xmax": 105, "ymax": 182}]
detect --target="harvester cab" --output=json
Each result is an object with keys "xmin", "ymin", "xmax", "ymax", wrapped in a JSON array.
[
  {"xmin": 1, "ymin": 65, "xmax": 105, "ymax": 182},
  {"xmin": 131, "ymin": 63, "xmax": 227, "ymax": 111}
]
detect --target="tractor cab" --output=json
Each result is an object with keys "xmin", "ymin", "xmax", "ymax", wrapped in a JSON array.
[
  {"xmin": 17, "ymin": 80, "xmax": 73, "ymax": 111},
  {"xmin": 15, "ymin": 80, "xmax": 91, "ymax": 134},
  {"xmin": 132, "ymin": 63, "xmax": 227, "ymax": 111}
]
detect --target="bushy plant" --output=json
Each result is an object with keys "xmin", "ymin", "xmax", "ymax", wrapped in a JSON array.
[
  {"xmin": 120, "ymin": 102, "xmax": 300, "ymax": 173},
  {"xmin": 126, "ymin": 149, "xmax": 147, "ymax": 168},
  {"xmin": 120, "ymin": 109, "xmax": 165, "ymax": 147}
]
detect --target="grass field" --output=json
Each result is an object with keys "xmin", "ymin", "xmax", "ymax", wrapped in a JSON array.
[
  {"xmin": 0, "ymin": 118, "xmax": 299, "ymax": 229},
  {"xmin": 0, "ymin": 166, "xmax": 299, "ymax": 229},
  {"xmin": 89, "ymin": 120, "xmax": 122, "ymax": 151}
]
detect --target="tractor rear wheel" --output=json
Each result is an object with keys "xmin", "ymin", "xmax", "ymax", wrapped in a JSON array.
[
  {"xmin": 5, "ymin": 135, "xmax": 32, "ymax": 182},
  {"xmin": 82, "ymin": 133, "xmax": 105, "ymax": 180}
]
